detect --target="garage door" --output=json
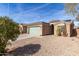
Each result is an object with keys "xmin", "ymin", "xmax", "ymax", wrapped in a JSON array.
[{"xmin": 29, "ymin": 27, "xmax": 42, "ymax": 36}]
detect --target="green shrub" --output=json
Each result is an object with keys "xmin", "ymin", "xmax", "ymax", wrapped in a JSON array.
[{"xmin": 0, "ymin": 16, "xmax": 20, "ymax": 55}]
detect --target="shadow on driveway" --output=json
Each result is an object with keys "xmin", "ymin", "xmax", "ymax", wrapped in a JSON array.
[{"xmin": 8, "ymin": 44, "xmax": 41, "ymax": 56}]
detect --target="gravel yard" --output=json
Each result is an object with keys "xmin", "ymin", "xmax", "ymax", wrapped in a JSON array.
[{"xmin": 6, "ymin": 35, "xmax": 79, "ymax": 56}]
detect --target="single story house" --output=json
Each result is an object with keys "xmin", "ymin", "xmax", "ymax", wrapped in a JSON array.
[
  {"xmin": 26, "ymin": 22, "xmax": 50, "ymax": 36},
  {"xmin": 19, "ymin": 20, "xmax": 79, "ymax": 37}
]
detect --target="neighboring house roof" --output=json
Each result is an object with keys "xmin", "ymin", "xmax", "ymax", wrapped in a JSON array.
[
  {"xmin": 49, "ymin": 19, "xmax": 72, "ymax": 23},
  {"xmin": 19, "ymin": 22, "xmax": 48, "ymax": 27},
  {"xmin": 49, "ymin": 20, "xmax": 60, "ymax": 23},
  {"xmin": 49, "ymin": 20, "xmax": 73, "ymax": 25},
  {"xmin": 64, "ymin": 20, "xmax": 72, "ymax": 22},
  {"xmin": 27, "ymin": 22, "xmax": 48, "ymax": 27}
]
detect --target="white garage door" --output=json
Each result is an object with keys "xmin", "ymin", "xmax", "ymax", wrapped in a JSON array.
[{"xmin": 29, "ymin": 27, "xmax": 42, "ymax": 36}]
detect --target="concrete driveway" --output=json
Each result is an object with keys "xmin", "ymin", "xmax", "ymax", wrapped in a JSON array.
[
  {"xmin": 17, "ymin": 34, "xmax": 30, "ymax": 40},
  {"xmin": 17, "ymin": 34, "xmax": 41, "ymax": 40}
]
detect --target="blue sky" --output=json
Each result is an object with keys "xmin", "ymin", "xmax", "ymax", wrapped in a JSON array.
[{"xmin": 0, "ymin": 3, "xmax": 76, "ymax": 24}]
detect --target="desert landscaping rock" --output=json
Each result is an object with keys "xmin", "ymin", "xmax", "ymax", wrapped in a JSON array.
[{"xmin": 6, "ymin": 35, "xmax": 79, "ymax": 56}]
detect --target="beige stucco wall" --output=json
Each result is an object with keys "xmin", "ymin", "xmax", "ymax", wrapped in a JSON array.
[
  {"xmin": 54, "ymin": 24, "xmax": 58, "ymax": 36},
  {"xmin": 66, "ymin": 22, "xmax": 74, "ymax": 37},
  {"xmin": 76, "ymin": 28, "xmax": 79, "ymax": 37}
]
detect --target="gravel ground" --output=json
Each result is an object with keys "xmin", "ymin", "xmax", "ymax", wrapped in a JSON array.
[{"xmin": 6, "ymin": 35, "xmax": 79, "ymax": 56}]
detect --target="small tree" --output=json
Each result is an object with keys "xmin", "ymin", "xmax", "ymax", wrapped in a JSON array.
[
  {"xmin": 64, "ymin": 3, "xmax": 78, "ymax": 16},
  {"xmin": 0, "ymin": 16, "xmax": 20, "ymax": 55}
]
